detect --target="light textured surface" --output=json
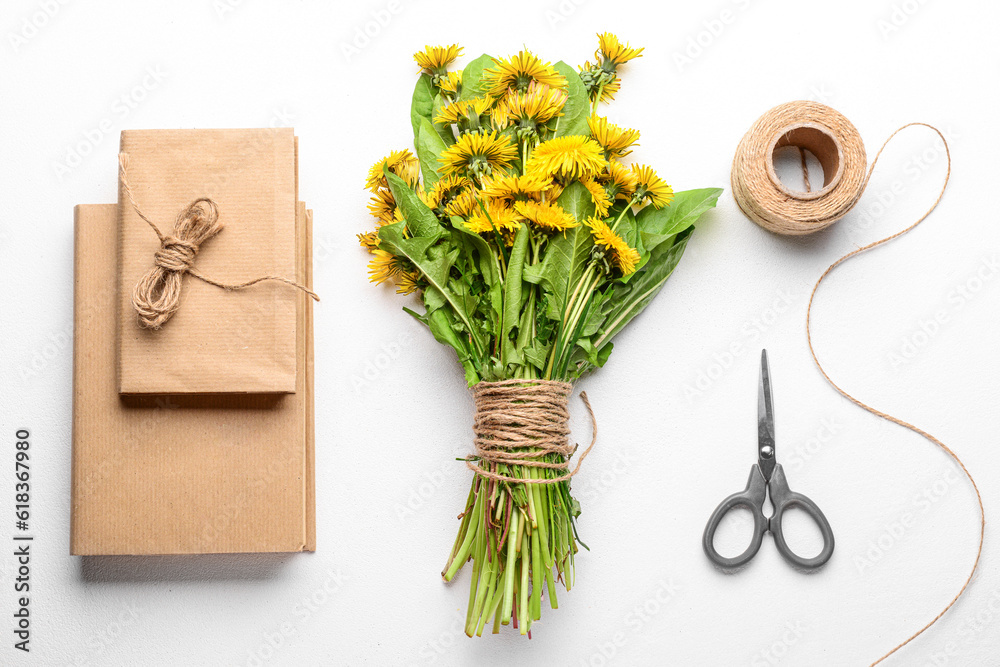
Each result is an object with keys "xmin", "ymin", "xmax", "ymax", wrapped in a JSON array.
[{"xmin": 1, "ymin": 0, "xmax": 998, "ymax": 664}]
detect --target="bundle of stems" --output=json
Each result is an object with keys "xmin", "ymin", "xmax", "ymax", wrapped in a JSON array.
[{"xmin": 442, "ymin": 462, "xmax": 579, "ymax": 636}]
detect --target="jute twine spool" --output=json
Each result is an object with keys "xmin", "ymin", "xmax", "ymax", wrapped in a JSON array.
[
  {"xmin": 732, "ymin": 102, "xmax": 984, "ymax": 665},
  {"xmin": 468, "ymin": 379, "xmax": 596, "ymax": 485},
  {"xmin": 732, "ymin": 101, "xmax": 867, "ymax": 235},
  {"xmin": 119, "ymin": 153, "xmax": 319, "ymax": 330}
]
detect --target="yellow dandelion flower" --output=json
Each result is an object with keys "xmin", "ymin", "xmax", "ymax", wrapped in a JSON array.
[
  {"xmin": 438, "ymin": 130, "xmax": 518, "ymax": 178},
  {"xmin": 596, "ymin": 33, "xmax": 644, "ymax": 67},
  {"xmin": 514, "ymin": 200, "xmax": 578, "ymax": 232},
  {"xmin": 578, "ymin": 61, "xmax": 622, "ymax": 103},
  {"xmin": 580, "ymin": 177, "xmax": 612, "ymax": 217},
  {"xmin": 395, "ymin": 270, "xmax": 422, "ymax": 295},
  {"xmin": 587, "ymin": 216, "xmax": 640, "ymax": 275},
  {"xmin": 443, "ymin": 187, "xmax": 480, "ymax": 218},
  {"xmin": 500, "ymin": 229, "xmax": 522, "ymax": 247},
  {"xmin": 368, "ymin": 249, "xmax": 401, "ymax": 285},
  {"xmin": 414, "ymin": 44, "xmax": 463, "ymax": 75},
  {"xmin": 438, "ymin": 70, "xmax": 462, "ymax": 96},
  {"xmin": 367, "ymin": 188, "xmax": 396, "ymax": 225},
  {"xmin": 479, "ymin": 171, "xmax": 553, "ymax": 202},
  {"xmin": 398, "ymin": 160, "xmax": 420, "ymax": 188},
  {"xmin": 435, "ymin": 96, "xmax": 494, "ymax": 125},
  {"xmin": 417, "ymin": 189, "xmax": 433, "ymax": 210},
  {"xmin": 524, "ymin": 136, "xmax": 608, "ymax": 181},
  {"xmin": 365, "ymin": 149, "xmax": 419, "ymax": 192},
  {"xmin": 600, "ymin": 74, "xmax": 621, "ymax": 103},
  {"xmin": 357, "ymin": 231, "xmax": 380, "ymax": 253},
  {"xmin": 599, "ymin": 161, "xmax": 638, "ymax": 201},
  {"xmin": 631, "ymin": 164, "xmax": 674, "ymax": 208},
  {"xmin": 588, "ymin": 114, "xmax": 640, "ymax": 159},
  {"xmin": 422, "ymin": 174, "xmax": 469, "ymax": 210},
  {"xmin": 465, "ymin": 199, "xmax": 523, "ymax": 235},
  {"xmin": 547, "ymin": 181, "xmax": 565, "ymax": 201},
  {"xmin": 492, "ymin": 82, "xmax": 567, "ymax": 129},
  {"xmin": 482, "ymin": 50, "xmax": 566, "ymax": 98}
]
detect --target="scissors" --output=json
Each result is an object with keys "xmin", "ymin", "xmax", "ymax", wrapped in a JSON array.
[{"xmin": 702, "ymin": 349, "xmax": 835, "ymax": 570}]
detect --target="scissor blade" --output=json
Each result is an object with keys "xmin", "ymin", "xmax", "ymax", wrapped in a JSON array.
[{"xmin": 758, "ymin": 349, "xmax": 776, "ymax": 480}]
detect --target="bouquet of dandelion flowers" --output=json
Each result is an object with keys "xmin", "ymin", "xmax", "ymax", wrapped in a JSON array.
[{"xmin": 360, "ymin": 33, "xmax": 721, "ymax": 636}]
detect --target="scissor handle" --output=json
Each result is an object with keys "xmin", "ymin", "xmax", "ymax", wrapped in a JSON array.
[
  {"xmin": 768, "ymin": 464, "xmax": 835, "ymax": 570},
  {"xmin": 702, "ymin": 465, "xmax": 768, "ymax": 569}
]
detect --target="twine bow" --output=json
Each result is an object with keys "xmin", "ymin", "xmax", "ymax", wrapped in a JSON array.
[
  {"xmin": 132, "ymin": 198, "xmax": 221, "ymax": 329},
  {"xmin": 119, "ymin": 153, "xmax": 319, "ymax": 330}
]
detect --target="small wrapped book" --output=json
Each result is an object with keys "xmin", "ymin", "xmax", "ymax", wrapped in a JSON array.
[{"xmin": 117, "ymin": 128, "xmax": 299, "ymax": 395}]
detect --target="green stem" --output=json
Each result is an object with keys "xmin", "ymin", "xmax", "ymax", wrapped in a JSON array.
[
  {"xmin": 609, "ymin": 196, "xmax": 638, "ymax": 233},
  {"xmin": 534, "ymin": 479, "xmax": 552, "ymax": 568},
  {"xmin": 545, "ymin": 565, "xmax": 559, "ymax": 609},
  {"xmin": 494, "ymin": 488, "xmax": 506, "ymax": 521},
  {"xmin": 546, "ymin": 263, "xmax": 597, "ymax": 379},
  {"xmin": 564, "ymin": 271, "xmax": 598, "ymax": 338},
  {"xmin": 591, "ymin": 83, "xmax": 605, "ymax": 113},
  {"xmin": 530, "ymin": 527, "xmax": 543, "ymax": 621},
  {"xmin": 515, "ymin": 288, "xmax": 537, "ymax": 381},
  {"xmin": 554, "ymin": 268, "xmax": 602, "ymax": 375},
  {"xmin": 467, "ymin": 543, "xmax": 493, "ymax": 636},
  {"xmin": 519, "ymin": 531, "xmax": 530, "ymax": 634},
  {"xmin": 501, "ymin": 510, "xmax": 519, "ymax": 623},
  {"xmin": 524, "ymin": 468, "xmax": 537, "ymax": 526},
  {"xmin": 478, "ymin": 581, "xmax": 503, "ymax": 636},
  {"xmin": 465, "ymin": 556, "xmax": 480, "ymax": 633},
  {"xmin": 444, "ymin": 487, "xmax": 482, "ymax": 581},
  {"xmin": 564, "ymin": 264, "xmax": 595, "ymax": 321},
  {"xmin": 445, "ymin": 483, "xmax": 476, "ymax": 567}
]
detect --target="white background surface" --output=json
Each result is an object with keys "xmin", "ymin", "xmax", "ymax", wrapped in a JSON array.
[{"xmin": 1, "ymin": 0, "xmax": 998, "ymax": 665}]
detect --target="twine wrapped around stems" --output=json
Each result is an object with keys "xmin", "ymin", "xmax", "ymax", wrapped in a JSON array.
[{"xmin": 467, "ymin": 379, "xmax": 596, "ymax": 485}]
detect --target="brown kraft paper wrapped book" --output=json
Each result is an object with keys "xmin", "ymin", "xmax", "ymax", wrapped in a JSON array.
[
  {"xmin": 71, "ymin": 202, "xmax": 315, "ymax": 555},
  {"xmin": 117, "ymin": 128, "xmax": 298, "ymax": 395}
]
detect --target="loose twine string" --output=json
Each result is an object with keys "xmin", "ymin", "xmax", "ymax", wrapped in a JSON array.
[
  {"xmin": 119, "ymin": 153, "xmax": 319, "ymax": 329},
  {"xmin": 468, "ymin": 379, "xmax": 597, "ymax": 485},
  {"xmin": 733, "ymin": 102, "xmax": 984, "ymax": 665}
]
